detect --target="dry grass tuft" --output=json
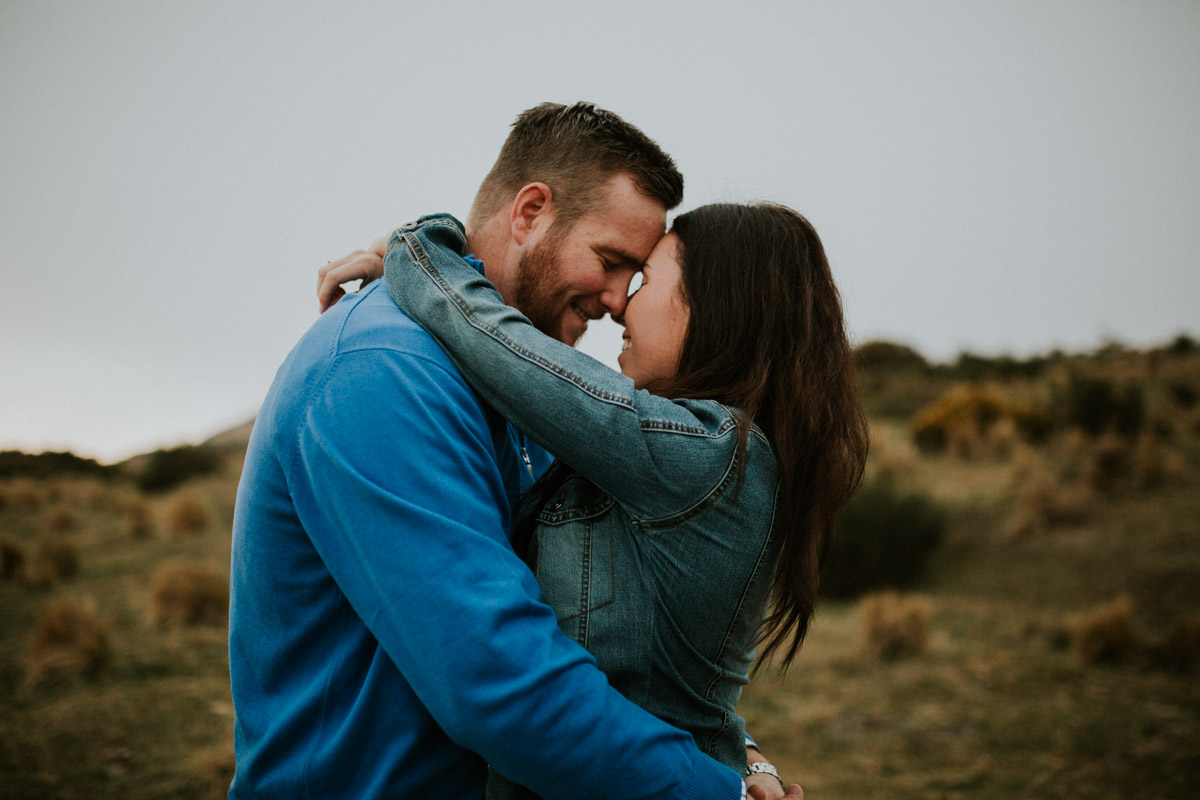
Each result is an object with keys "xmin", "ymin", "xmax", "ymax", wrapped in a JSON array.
[
  {"xmin": 867, "ymin": 427, "xmax": 919, "ymax": 488},
  {"xmin": 1020, "ymin": 614, "xmax": 1072, "ymax": 652},
  {"xmin": 1145, "ymin": 613, "xmax": 1200, "ymax": 674},
  {"xmin": 1134, "ymin": 431, "xmax": 1188, "ymax": 489},
  {"xmin": 1135, "ymin": 430, "xmax": 1165, "ymax": 489},
  {"xmin": 1005, "ymin": 461, "xmax": 1095, "ymax": 537},
  {"xmin": 2, "ymin": 539, "xmax": 26, "ymax": 579},
  {"xmin": 985, "ymin": 416, "xmax": 1020, "ymax": 458},
  {"xmin": 125, "ymin": 498, "xmax": 155, "ymax": 540},
  {"xmin": 150, "ymin": 562, "xmax": 229, "ymax": 629},
  {"xmin": 31, "ymin": 535, "xmax": 80, "ymax": 584},
  {"xmin": 860, "ymin": 592, "xmax": 931, "ymax": 661},
  {"xmin": 197, "ymin": 744, "xmax": 236, "ymax": 796},
  {"xmin": 45, "ymin": 505, "xmax": 79, "ymax": 532},
  {"xmin": 1003, "ymin": 504, "xmax": 1044, "ymax": 539},
  {"xmin": 1073, "ymin": 594, "xmax": 1140, "ymax": 665},
  {"xmin": 1042, "ymin": 482, "xmax": 1095, "ymax": 525},
  {"xmin": 82, "ymin": 481, "xmax": 108, "ymax": 509},
  {"xmin": 1004, "ymin": 445, "xmax": 1041, "ymax": 496},
  {"xmin": 946, "ymin": 421, "xmax": 981, "ymax": 460},
  {"xmin": 6, "ymin": 480, "xmax": 46, "ymax": 511},
  {"xmin": 1085, "ymin": 433, "xmax": 1133, "ymax": 493},
  {"xmin": 164, "ymin": 491, "xmax": 211, "ymax": 536},
  {"xmin": 26, "ymin": 595, "xmax": 110, "ymax": 686}
]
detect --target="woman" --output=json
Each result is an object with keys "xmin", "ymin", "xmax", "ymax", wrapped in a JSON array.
[{"xmin": 330, "ymin": 203, "xmax": 866, "ymax": 798}]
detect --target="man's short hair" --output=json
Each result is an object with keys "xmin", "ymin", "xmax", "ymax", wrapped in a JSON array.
[{"xmin": 469, "ymin": 102, "xmax": 684, "ymax": 232}]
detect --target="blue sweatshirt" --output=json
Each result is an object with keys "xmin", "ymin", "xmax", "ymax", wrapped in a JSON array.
[{"xmin": 228, "ymin": 277, "xmax": 742, "ymax": 799}]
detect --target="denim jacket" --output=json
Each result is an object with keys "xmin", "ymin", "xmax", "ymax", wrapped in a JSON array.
[{"xmin": 384, "ymin": 215, "xmax": 780, "ymax": 775}]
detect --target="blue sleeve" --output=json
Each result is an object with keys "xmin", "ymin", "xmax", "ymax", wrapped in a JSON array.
[
  {"xmin": 384, "ymin": 215, "xmax": 745, "ymax": 520},
  {"xmin": 286, "ymin": 345, "xmax": 740, "ymax": 800}
]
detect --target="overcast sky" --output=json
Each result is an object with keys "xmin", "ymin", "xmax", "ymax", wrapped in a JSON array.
[{"xmin": 3, "ymin": 1, "xmax": 1198, "ymax": 463}]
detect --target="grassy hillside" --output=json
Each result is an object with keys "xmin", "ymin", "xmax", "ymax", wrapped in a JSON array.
[{"xmin": 1, "ymin": 340, "xmax": 1198, "ymax": 799}]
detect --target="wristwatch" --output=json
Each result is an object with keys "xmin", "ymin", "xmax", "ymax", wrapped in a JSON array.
[{"xmin": 746, "ymin": 761, "xmax": 784, "ymax": 787}]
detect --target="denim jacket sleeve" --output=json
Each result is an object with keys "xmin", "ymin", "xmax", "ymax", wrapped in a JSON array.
[{"xmin": 384, "ymin": 215, "xmax": 746, "ymax": 522}]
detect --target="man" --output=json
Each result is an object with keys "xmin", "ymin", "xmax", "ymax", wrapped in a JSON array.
[{"xmin": 230, "ymin": 103, "xmax": 777, "ymax": 800}]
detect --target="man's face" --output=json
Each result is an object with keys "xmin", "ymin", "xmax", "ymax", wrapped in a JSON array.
[{"xmin": 511, "ymin": 174, "xmax": 666, "ymax": 345}]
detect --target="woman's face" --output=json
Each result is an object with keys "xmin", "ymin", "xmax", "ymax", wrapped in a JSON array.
[{"xmin": 617, "ymin": 233, "xmax": 690, "ymax": 389}]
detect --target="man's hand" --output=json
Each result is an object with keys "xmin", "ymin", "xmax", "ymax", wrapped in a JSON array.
[
  {"xmin": 316, "ymin": 233, "xmax": 390, "ymax": 313},
  {"xmin": 746, "ymin": 777, "xmax": 804, "ymax": 800},
  {"xmin": 745, "ymin": 742, "xmax": 802, "ymax": 800}
]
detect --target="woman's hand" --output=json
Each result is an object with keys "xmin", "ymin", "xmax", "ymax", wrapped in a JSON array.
[{"xmin": 316, "ymin": 233, "xmax": 390, "ymax": 313}]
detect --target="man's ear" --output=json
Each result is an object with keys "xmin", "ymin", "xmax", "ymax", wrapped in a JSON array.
[{"xmin": 510, "ymin": 183, "xmax": 554, "ymax": 246}]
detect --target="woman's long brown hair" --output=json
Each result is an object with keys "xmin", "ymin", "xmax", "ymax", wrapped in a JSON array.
[
  {"xmin": 516, "ymin": 202, "xmax": 868, "ymax": 670},
  {"xmin": 663, "ymin": 203, "xmax": 869, "ymax": 670}
]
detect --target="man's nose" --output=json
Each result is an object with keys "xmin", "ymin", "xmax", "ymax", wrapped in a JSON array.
[{"xmin": 600, "ymin": 268, "xmax": 636, "ymax": 319}]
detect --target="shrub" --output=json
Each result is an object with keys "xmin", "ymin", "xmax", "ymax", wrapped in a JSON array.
[
  {"xmin": 1168, "ymin": 381, "xmax": 1198, "ymax": 410},
  {"xmin": 912, "ymin": 385, "xmax": 1000, "ymax": 454},
  {"xmin": 821, "ymin": 480, "xmax": 945, "ymax": 598},
  {"xmin": 32, "ymin": 536, "xmax": 79, "ymax": 584},
  {"xmin": 855, "ymin": 340, "xmax": 929, "ymax": 371},
  {"xmin": 911, "ymin": 384, "xmax": 1050, "ymax": 456},
  {"xmin": 151, "ymin": 562, "xmax": 229, "ymax": 629},
  {"xmin": 1073, "ymin": 595, "xmax": 1139, "ymax": 665},
  {"xmin": 164, "ymin": 491, "xmax": 210, "ymax": 536},
  {"xmin": 26, "ymin": 596, "xmax": 110, "ymax": 686},
  {"xmin": 136, "ymin": 445, "xmax": 222, "ymax": 493},
  {"xmin": 860, "ymin": 592, "xmax": 930, "ymax": 661},
  {"xmin": 0, "ymin": 450, "xmax": 115, "ymax": 480},
  {"xmin": 1167, "ymin": 333, "xmax": 1196, "ymax": 355},
  {"xmin": 1064, "ymin": 375, "xmax": 1145, "ymax": 436},
  {"xmin": 949, "ymin": 351, "xmax": 1047, "ymax": 382},
  {"xmin": 1, "ymin": 539, "xmax": 26, "ymax": 579}
]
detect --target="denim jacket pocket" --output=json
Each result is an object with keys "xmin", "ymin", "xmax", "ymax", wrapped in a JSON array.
[{"xmin": 533, "ymin": 476, "xmax": 616, "ymax": 645}]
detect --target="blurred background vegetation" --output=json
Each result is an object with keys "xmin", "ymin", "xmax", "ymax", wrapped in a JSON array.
[{"xmin": 2, "ymin": 336, "xmax": 1198, "ymax": 799}]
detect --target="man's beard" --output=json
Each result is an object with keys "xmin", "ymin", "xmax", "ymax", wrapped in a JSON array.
[{"xmin": 512, "ymin": 233, "xmax": 576, "ymax": 345}]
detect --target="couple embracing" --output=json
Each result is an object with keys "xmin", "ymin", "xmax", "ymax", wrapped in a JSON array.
[{"xmin": 229, "ymin": 102, "xmax": 867, "ymax": 800}]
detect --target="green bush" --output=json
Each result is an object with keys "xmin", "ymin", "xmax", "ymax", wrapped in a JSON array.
[
  {"xmin": 136, "ymin": 445, "xmax": 222, "ymax": 493},
  {"xmin": 1167, "ymin": 333, "xmax": 1196, "ymax": 355},
  {"xmin": 1168, "ymin": 381, "xmax": 1197, "ymax": 410},
  {"xmin": 1064, "ymin": 376, "xmax": 1144, "ymax": 436},
  {"xmin": 948, "ymin": 351, "xmax": 1048, "ymax": 382},
  {"xmin": 821, "ymin": 480, "xmax": 946, "ymax": 599},
  {"xmin": 855, "ymin": 340, "xmax": 929, "ymax": 372}
]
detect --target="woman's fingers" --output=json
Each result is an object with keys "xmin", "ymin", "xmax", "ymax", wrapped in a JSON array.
[{"xmin": 317, "ymin": 250, "xmax": 384, "ymax": 313}]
